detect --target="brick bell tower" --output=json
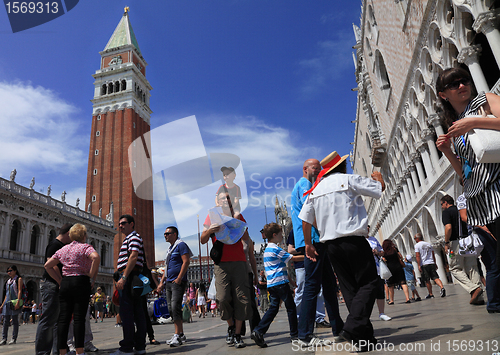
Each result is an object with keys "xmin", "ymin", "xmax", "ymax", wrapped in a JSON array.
[{"xmin": 85, "ymin": 7, "xmax": 155, "ymax": 267}]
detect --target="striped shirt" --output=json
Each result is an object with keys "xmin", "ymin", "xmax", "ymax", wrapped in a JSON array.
[
  {"xmin": 453, "ymin": 92, "xmax": 500, "ymax": 226},
  {"xmin": 263, "ymin": 242, "xmax": 292, "ymax": 288},
  {"xmin": 117, "ymin": 231, "xmax": 144, "ymax": 271}
]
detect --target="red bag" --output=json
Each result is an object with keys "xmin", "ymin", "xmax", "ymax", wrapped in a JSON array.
[{"xmin": 112, "ymin": 289, "xmax": 120, "ymax": 306}]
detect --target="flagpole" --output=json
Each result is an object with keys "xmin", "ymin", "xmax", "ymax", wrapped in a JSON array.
[{"xmin": 198, "ymin": 214, "xmax": 202, "ymax": 283}]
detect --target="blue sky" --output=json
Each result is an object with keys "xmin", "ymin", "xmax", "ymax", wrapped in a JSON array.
[{"xmin": 0, "ymin": 1, "xmax": 362, "ymax": 261}]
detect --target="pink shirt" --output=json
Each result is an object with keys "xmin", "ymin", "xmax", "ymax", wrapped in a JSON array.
[{"xmin": 52, "ymin": 241, "xmax": 96, "ymax": 277}]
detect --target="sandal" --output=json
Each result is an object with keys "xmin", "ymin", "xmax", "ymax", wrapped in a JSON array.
[
  {"xmin": 150, "ymin": 339, "xmax": 161, "ymax": 345},
  {"xmin": 388, "ymin": 301, "xmax": 394, "ymax": 305}
]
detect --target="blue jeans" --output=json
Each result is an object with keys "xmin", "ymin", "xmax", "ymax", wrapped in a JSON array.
[
  {"xmin": 298, "ymin": 242, "xmax": 344, "ymax": 340},
  {"xmin": 476, "ymin": 228, "xmax": 500, "ymax": 311},
  {"xmin": 294, "ymin": 268, "xmax": 327, "ymax": 322},
  {"xmin": 253, "ymin": 283, "xmax": 298, "ymax": 337},
  {"xmin": 2, "ymin": 314, "xmax": 19, "ymax": 341},
  {"xmin": 119, "ymin": 275, "xmax": 146, "ymax": 352},
  {"xmin": 35, "ymin": 280, "xmax": 59, "ymax": 355}
]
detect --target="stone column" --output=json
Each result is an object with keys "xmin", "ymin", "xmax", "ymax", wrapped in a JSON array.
[
  {"xmin": 433, "ymin": 245, "xmax": 449, "ymax": 284},
  {"xmin": 473, "ymin": 11, "xmax": 500, "ymax": 70},
  {"xmin": 411, "ymin": 153, "xmax": 425, "ymax": 185},
  {"xmin": 421, "ymin": 129, "xmax": 441, "ymax": 167},
  {"xmin": 416, "ymin": 143, "xmax": 432, "ymax": 183},
  {"xmin": 427, "ymin": 114, "xmax": 445, "ymax": 137},
  {"xmin": 409, "ymin": 160, "xmax": 422, "ymax": 192},
  {"xmin": 1, "ymin": 212, "xmax": 11, "ymax": 249},
  {"xmin": 458, "ymin": 45, "xmax": 489, "ymax": 93},
  {"xmin": 23, "ymin": 219, "xmax": 32, "ymax": 254},
  {"xmin": 404, "ymin": 168, "xmax": 415, "ymax": 196},
  {"xmin": 402, "ymin": 180, "xmax": 412, "ymax": 210}
]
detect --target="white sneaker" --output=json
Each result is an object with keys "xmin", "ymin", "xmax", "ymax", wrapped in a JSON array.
[
  {"xmin": 84, "ymin": 342, "xmax": 99, "ymax": 352},
  {"xmin": 298, "ymin": 336, "xmax": 332, "ymax": 346},
  {"xmin": 179, "ymin": 334, "xmax": 187, "ymax": 342},
  {"xmin": 168, "ymin": 334, "xmax": 182, "ymax": 347},
  {"xmin": 379, "ymin": 313, "xmax": 392, "ymax": 321}
]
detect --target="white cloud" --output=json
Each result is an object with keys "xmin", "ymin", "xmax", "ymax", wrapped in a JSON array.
[
  {"xmin": 0, "ymin": 81, "xmax": 87, "ymax": 178},
  {"xmin": 298, "ymin": 33, "xmax": 355, "ymax": 96},
  {"xmin": 203, "ymin": 116, "xmax": 317, "ymax": 176}
]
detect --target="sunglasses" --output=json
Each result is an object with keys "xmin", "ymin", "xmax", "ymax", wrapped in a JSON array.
[
  {"xmin": 118, "ymin": 221, "xmax": 129, "ymax": 226},
  {"xmin": 445, "ymin": 78, "xmax": 471, "ymax": 90},
  {"xmin": 164, "ymin": 232, "xmax": 175, "ymax": 236},
  {"xmin": 7, "ymin": 270, "xmax": 13, "ymax": 273}
]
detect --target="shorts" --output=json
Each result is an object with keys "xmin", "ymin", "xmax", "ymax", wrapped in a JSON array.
[
  {"xmin": 406, "ymin": 279, "xmax": 416, "ymax": 291},
  {"xmin": 421, "ymin": 264, "xmax": 439, "ymax": 282},
  {"xmin": 375, "ymin": 276, "xmax": 386, "ymax": 300},
  {"xmin": 165, "ymin": 281, "xmax": 188, "ymax": 321},
  {"xmin": 189, "ymin": 299, "xmax": 196, "ymax": 307}
]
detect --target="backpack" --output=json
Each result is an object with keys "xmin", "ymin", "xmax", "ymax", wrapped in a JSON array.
[
  {"xmin": 153, "ymin": 297, "xmax": 169, "ymax": 318},
  {"xmin": 21, "ymin": 283, "xmax": 28, "ymax": 305}
]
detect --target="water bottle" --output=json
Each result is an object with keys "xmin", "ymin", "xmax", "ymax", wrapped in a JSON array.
[{"xmin": 449, "ymin": 250, "xmax": 455, "ymax": 258}]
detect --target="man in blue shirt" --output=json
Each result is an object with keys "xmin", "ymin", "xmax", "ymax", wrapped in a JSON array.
[
  {"xmin": 157, "ymin": 226, "xmax": 191, "ymax": 347},
  {"xmin": 291, "ymin": 159, "xmax": 344, "ymax": 346}
]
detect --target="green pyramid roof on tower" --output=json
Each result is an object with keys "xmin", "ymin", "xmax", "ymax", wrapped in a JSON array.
[{"xmin": 104, "ymin": 9, "xmax": 141, "ymax": 54}]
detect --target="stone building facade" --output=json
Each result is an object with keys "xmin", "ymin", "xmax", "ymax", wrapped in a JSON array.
[
  {"xmin": 0, "ymin": 174, "xmax": 116, "ymax": 302},
  {"xmin": 351, "ymin": 0, "xmax": 500, "ymax": 283}
]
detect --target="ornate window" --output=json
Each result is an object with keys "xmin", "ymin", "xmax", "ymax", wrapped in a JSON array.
[
  {"xmin": 10, "ymin": 220, "xmax": 21, "ymax": 251},
  {"xmin": 30, "ymin": 225, "xmax": 40, "ymax": 254}
]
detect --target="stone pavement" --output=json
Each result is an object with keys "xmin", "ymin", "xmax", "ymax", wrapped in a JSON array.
[{"xmin": 2, "ymin": 284, "xmax": 499, "ymax": 355}]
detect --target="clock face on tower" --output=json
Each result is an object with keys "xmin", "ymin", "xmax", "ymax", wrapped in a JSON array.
[{"xmin": 109, "ymin": 55, "xmax": 123, "ymax": 66}]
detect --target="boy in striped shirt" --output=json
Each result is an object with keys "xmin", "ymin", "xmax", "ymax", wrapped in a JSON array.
[{"xmin": 251, "ymin": 223, "xmax": 304, "ymax": 348}]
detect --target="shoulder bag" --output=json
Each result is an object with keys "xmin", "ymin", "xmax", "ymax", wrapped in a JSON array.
[
  {"xmin": 457, "ymin": 212, "xmax": 484, "ymax": 257},
  {"xmin": 466, "ymin": 108, "xmax": 500, "ymax": 163}
]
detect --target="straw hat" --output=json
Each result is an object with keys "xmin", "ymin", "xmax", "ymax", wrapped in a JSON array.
[{"xmin": 320, "ymin": 151, "xmax": 349, "ymax": 175}]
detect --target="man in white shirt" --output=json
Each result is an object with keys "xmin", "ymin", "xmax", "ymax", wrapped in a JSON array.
[
  {"xmin": 413, "ymin": 233, "xmax": 446, "ymax": 298},
  {"xmin": 299, "ymin": 151, "xmax": 385, "ymax": 352}
]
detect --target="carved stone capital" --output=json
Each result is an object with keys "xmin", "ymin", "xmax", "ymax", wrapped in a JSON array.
[
  {"xmin": 420, "ymin": 128, "xmax": 434, "ymax": 140},
  {"xmin": 410, "ymin": 152, "xmax": 420, "ymax": 162},
  {"xmin": 427, "ymin": 113, "xmax": 441, "ymax": 128},
  {"xmin": 458, "ymin": 45, "xmax": 482, "ymax": 65},
  {"xmin": 415, "ymin": 141, "xmax": 427, "ymax": 153},
  {"xmin": 473, "ymin": 11, "xmax": 499, "ymax": 35}
]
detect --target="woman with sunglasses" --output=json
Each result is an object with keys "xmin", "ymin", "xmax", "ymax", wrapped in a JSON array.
[
  {"xmin": 435, "ymin": 67, "xmax": 500, "ymax": 271},
  {"xmin": 0, "ymin": 265, "xmax": 24, "ymax": 345}
]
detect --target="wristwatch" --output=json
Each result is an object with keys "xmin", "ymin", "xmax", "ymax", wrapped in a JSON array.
[{"xmin": 121, "ymin": 275, "xmax": 127, "ymax": 280}]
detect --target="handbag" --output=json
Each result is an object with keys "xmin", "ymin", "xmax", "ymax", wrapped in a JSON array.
[
  {"xmin": 456, "ymin": 211, "xmax": 484, "ymax": 257},
  {"xmin": 210, "ymin": 239, "xmax": 224, "ymax": 265},
  {"xmin": 379, "ymin": 259, "xmax": 392, "ymax": 280},
  {"xmin": 9, "ymin": 299, "xmax": 23, "ymax": 310},
  {"xmin": 112, "ymin": 289, "xmax": 120, "ymax": 306},
  {"xmin": 466, "ymin": 109, "xmax": 500, "ymax": 163},
  {"xmin": 131, "ymin": 273, "xmax": 154, "ymax": 298},
  {"xmin": 458, "ymin": 231, "xmax": 484, "ymax": 257}
]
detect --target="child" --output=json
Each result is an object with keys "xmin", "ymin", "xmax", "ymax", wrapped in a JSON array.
[
  {"xmin": 251, "ymin": 223, "xmax": 303, "ymax": 348},
  {"xmin": 404, "ymin": 255, "xmax": 421, "ymax": 301},
  {"xmin": 215, "ymin": 166, "xmax": 241, "ymax": 216}
]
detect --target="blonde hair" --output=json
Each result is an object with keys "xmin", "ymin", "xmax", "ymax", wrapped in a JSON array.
[{"xmin": 69, "ymin": 223, "xmax": 87, "ymax": 242}]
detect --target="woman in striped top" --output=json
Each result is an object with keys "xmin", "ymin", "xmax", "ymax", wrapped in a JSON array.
[{"xmin": 435, "ymin": 67, "xmax": 500, "ymax": 267}]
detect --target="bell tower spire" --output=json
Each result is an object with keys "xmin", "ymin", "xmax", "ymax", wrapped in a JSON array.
[{"xmin": 86, "ymin": 8, "xmax": 155, "ymax": 267}]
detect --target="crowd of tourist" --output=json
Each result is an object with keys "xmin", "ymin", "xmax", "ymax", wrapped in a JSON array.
[{"xmin": 1, "ymin": 67, "xmax": 499, "ymax": 353}]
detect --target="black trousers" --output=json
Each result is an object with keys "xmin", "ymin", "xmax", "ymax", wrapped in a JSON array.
[
  {"xmin": 57, "ymin": 276, "xmax": 91, "ymax": 350},
  {"xmin": 325, "ymin": 236, "xmax": 378, "ymax": 342},
  {"xmin": 142, "ymin": 297, "xmax": 154, "ymax": 341}
]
